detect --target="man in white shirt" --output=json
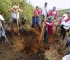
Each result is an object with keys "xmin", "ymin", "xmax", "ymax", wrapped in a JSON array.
[
  {"xmin": 41, "ymin": 2, "xmax": 49, "ymax": 21},
  {"xmin": 0, "ymin": 15, "xmax": 5, "ymax": 42},
  {"xmin": 0, "ymin": 15, "xmax": 5, "ymax": 31},
  {"xmin": 8, "ymin": 5, "xmax": 21, "ymax": 29}
]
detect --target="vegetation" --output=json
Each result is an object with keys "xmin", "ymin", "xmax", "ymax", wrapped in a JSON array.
[
  {"xmin": 58, "ymin": 9, "xmax": 70, "ymax": 17},
  {"xmin": 0, "ymin": 0, "xmax": 34, "ymax": 23},
  {"xmin": 0, "ymin": 0, "xmax": 70, "ymax": 24}
]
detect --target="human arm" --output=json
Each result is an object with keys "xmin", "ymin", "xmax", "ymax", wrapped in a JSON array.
[{"xmin": 46, "ymin": 21, "xmax": 54, "ymax": 26}]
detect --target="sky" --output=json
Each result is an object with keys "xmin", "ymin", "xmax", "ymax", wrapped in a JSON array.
[{"xmin": 27, "ymin": 0, "xmax": 70, "ymax": 10}]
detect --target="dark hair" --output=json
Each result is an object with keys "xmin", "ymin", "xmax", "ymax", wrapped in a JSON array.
[
  {"xmin": 36, "ymin": 6, "xmax": 38, "ymax": 8},
  {"xmin": 45, "ymin": 2, "xmax": 48, "ymax": 5}
]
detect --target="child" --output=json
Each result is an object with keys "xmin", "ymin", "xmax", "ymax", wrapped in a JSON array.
[{"xmin": 44, "ymin": 16, "xmax": 54, "ymax": 43}]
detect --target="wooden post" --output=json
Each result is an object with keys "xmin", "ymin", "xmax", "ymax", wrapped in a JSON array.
[
  {"xmin": 39, "ymin": 15, "xmax": 46, "ymax": 44},
  {"xmin": 16, "ymin": 4, "xmax": 20, "ymax": 35}
]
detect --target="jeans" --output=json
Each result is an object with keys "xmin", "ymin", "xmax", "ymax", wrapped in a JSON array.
[
  {"xmin": 32, "ymin": 16, "xmax": 41, "ymax": 31},
  {"xmin": 42, "ymin": 14, "xmax": 44, "ymax": 21},
  {"xmin": 0, "ymin": 29, "xmax": 5, "ymax": 37},
  {"xmin": 1, "ymin": 21, "xmax": 5, "ymax": 31}
]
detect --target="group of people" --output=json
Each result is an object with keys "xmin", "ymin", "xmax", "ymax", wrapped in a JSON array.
[
  {"xmin": 58, "ymin": 10, "xmax": 70, "ymax": 48},
  {"xmin": 0, "ymin": 5, "xmax": 21, "ymax": 42},
  {"xmin": 32, "ymin": 2, "xmax": 70, "ymax": 48},
  {"xmin": 32, "ymin": 2, "xmax": 58, "ymax": 43},
  {"xmin": 0, "ymin": 2, "xmax": 70, "ymax": 49},
  {"xmin": 31, "ymin": 2, "xmax": 70, "ymax": 59},
  {"xmin": 0, "ymin": 2, "xmax": 70, "ymax": 60}
]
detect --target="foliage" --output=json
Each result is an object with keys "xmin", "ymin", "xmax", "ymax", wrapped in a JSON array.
[
  {"xmin": 45, "ymin": 56, "xmax": 56, "ymax": 60},
  {"xmin": 58, "ymin": 9, "xmax": 70, "ymax": 17},
  {"xmin": 0, "ymin": 0, "xmax": 34, "ymax": 23}
]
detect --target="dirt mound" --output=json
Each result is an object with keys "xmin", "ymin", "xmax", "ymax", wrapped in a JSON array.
[{"xmin": 0, "ymin": 24, "xmax": 68, "ymax": 60}]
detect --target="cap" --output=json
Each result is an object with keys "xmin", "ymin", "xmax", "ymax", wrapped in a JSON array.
[
  {"xmin": 0, "ymin": 15, "xmax": 4, "ymax": 20},
  {"xmin": 63, "ymin": 14, "xmax": 67, "ymax": 17},
  {"xmin": 53, "ymin": 6, "xmax": 56, "ymax": 10}
]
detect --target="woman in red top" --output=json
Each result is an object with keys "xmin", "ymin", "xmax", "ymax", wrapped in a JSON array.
[{"xmin": 44, "ymin": 16, "xmax": 54, "ymax": 43}]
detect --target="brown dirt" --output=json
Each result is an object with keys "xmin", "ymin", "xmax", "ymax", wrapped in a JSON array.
[{"xmin": 0, "ymin": 24, "xmax": 68, "ymax": 60}]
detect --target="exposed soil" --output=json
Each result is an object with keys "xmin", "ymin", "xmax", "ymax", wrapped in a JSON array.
[{"xmin": 0, "ymin": 24, "xmax": 68, "ymax": 60}]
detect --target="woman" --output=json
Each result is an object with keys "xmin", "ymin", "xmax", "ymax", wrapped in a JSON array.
[{"xmin": 44, "ymin": 16, "xmax": 54, "ymax": 43}]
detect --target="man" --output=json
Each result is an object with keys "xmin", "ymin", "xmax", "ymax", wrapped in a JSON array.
[
  {"xmin": 8, "ymin": 5, "xmax": 21, "ymax": 30},
  {"xmin": 49, "ymin": 6, "xmax": 58, "ymax": 20},
  {"xmin": 32, "ymin": 6, "xmax": 41, "ymax": 31},
  {"xmin": 56, "ymin": 14, "xmax": 67, "ymax": 30},
  {"xmin": 0, "ymin": 15, "xmax": 5, "ymax": 42},
  {"xmin": 0, "ymin": 15, "xmax": 5, "ymax": 31},
  {"xmin": 60, "ymin": 10, "xmax": 70, "ymax": 40},
  {"xmin": 41, "ymin": 2, "xmax": 49, "ymax": 21}
]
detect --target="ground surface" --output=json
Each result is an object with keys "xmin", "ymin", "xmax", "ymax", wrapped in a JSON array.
[{"xmin": 0, "ymin": 24, "xmax": 69, "ymax": 60}]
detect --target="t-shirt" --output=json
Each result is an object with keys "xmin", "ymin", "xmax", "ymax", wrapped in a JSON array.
[
  {"xmin": 65, "ymin": 17, "xmax": 70, "ymax": 28},
  {"xmin": 11, "ymin": 12, "xmax": 19, "ymax": 19},
  {"xmin": 42, "ymin": 7, "xmax": 49, "ymax": 16},
  {"xmin": 34, "ymin": 9, "xmax": 41, "ymax": 15},
  {"xmin": 0, "ymin": 15, "xmax": 4, "ymax": 21},
  {"xmin": 52, "ymin": 11, "xmax": 57, "ymax": 18}
]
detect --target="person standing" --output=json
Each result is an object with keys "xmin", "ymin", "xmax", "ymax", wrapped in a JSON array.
[
  {"xmin": 0, "ymin": 15, "xmax": 5, "ymax": 42},
  {"xmin": 41, "ymin": 2, "xmax": 49, "ymax": 22},
  {"xmin": 32, "ymin": 6, "xmax": 41, "ymax": 31},
  {"xmin": 44, "ymin": 16, "xmax": 54, "ymax": 43},
  {"xmin": 0, "ymin": 14, "xmax": 5, "ymax": 31},
  {"xmin": 56, "ymin": 14, "xmax": 67, "ymax": 30},
  {"xmin": 60, "ymin": 10, "xmax": 70, "ymax": 40},
  {"xmin": 49, "ymin": 6, "xmax": 58, "ymax": 20},
  {"xmin": 8, "ymin": 5, "xmax": 21, "ymax": 30}
]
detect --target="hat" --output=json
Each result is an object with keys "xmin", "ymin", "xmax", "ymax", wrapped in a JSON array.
[
  {"xmin": 63, "ymin": 14, "xmax": 67, "ymax": 17},
  {"xmin": 67, "ymin": 10, "xmax": 70, "ymax": 13},
  {"xmin": 53, "ymin": 6, "xmax": 56, "ymax": 10},
  {"xmin": 47, "ymin": 16, "xmax": 53, "ymax": 21},
  {"xmin": 0, "ymin": 15, "xmax": 4, "ymax": 21}
]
